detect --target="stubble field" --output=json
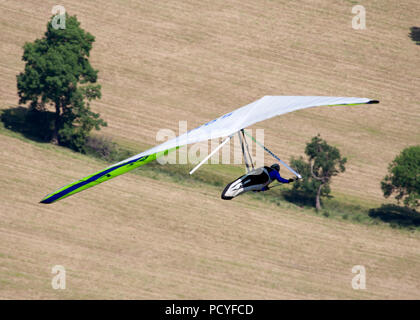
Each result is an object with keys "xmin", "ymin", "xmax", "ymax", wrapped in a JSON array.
[{"xmin": 0, "ymin": 0, "xmax": 419, "ymax": 299}]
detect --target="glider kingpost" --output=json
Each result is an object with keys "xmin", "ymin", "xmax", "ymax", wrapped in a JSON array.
[{"xmin": 40, "ymin": 96, "xmax": 379, "ymax": 204}]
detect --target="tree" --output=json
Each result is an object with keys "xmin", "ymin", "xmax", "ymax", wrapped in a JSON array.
[
  {"xmin": 290, "ymin": 135, "xmax": 347, "ymax": 210},
  {"xmin": 381, "ymin": 145, "xmax": 420, "ymax": 209},
  {"xmin": 16, "ymin": 13, "xmax": 106, "ymax": 151}
]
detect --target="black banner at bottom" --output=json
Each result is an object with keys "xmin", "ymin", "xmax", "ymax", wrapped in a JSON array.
[{"xmin": 1, "ymin": 300, "xmax": 418, "ymax": 319}]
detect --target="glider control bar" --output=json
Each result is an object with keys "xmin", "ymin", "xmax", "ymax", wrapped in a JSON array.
[
  {"xmin": 243, "ymin": 130, "xmax": 302, "ymax": 179},
  {"xmin": 238, "ymin": 130, "xmax": 252, "ymax": 173},
  {"xmin": 241, "ymin": 129, "xmax": 255, "ymax": 172},
  {"xmin": 189, "ymin": 134, "xmax": 234, "ymax": 175}
]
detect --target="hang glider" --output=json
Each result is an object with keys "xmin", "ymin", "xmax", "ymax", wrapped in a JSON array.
[{"xmin": 40, "ymin": 96, "xmax": 379, "ymax": 204}]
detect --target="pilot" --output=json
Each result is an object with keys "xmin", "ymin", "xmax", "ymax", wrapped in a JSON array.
[{"xmin": 260, "ymin": 163, "xmax": 294, "ymax": 191}]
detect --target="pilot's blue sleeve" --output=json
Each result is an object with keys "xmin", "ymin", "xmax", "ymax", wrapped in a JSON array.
[{"xmin": 270, "ymin": 170, "xmax": 290, "ymax": 183}]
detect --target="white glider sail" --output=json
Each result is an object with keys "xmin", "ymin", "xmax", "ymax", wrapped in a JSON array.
[{"xmin": 40, "ymin": 96, "xmax": 378, "ymax": 203}]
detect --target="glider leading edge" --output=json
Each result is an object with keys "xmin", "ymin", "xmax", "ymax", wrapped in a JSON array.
[{"xmin": 40, "ymin": 96, "xmax": 379, "ymax": 204}]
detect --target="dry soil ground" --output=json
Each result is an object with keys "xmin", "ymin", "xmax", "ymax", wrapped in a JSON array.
[{"xmin": 0, "ymin": 0, "xmax": 419, "ymax": 299}]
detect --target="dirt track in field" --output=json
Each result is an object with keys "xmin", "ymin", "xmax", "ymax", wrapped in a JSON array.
[{"xmin": 0, "ymin": 0, "xmax": 419, "ymax": 299}]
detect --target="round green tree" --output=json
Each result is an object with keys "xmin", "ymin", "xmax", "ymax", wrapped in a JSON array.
[
  {"xmin": 290, "ymin": 135, "xmax": 347, "ymax": 210},
  {"xmin": 16, "ymin": 13, "xmax": 106, "ymax": 151},
  {"xmin": 381, "ymin": 145, "xmax": 420, "ymax": 209}
]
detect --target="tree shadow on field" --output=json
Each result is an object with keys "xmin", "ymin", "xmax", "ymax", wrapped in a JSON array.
[
  {"xmin": 369, "ymin": 204, "xmax": 420, "ymax": 229},
  {"xmin": 0, "ymin": 106, "xmax": 54, "ymax": 143},
  {"xmin": 409, "ymin": 27, "xmax": 420, "ymax": 45},
  {"xmin": 282, "ymin": 190, "xmax": 316, "ymax": 208}
]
